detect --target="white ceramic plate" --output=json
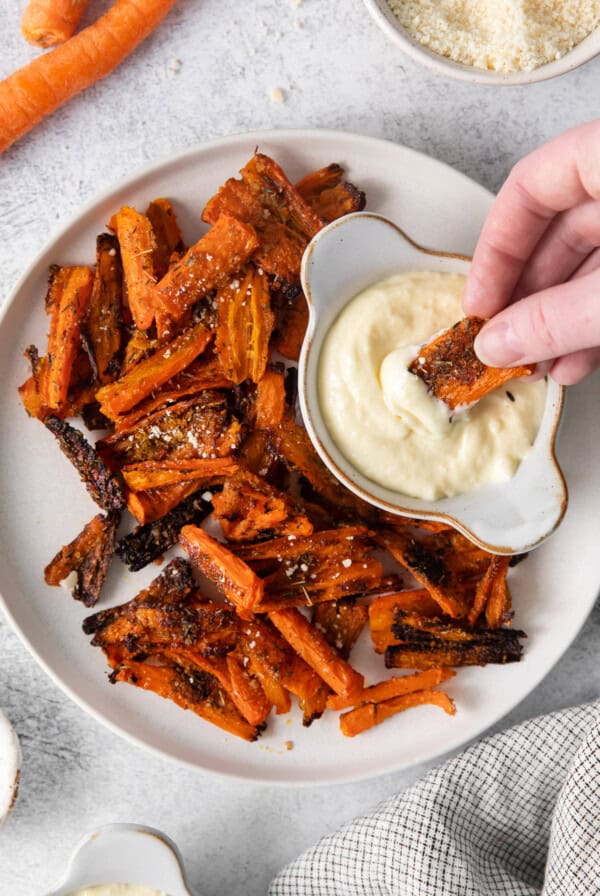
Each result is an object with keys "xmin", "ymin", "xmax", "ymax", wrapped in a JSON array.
[{"xmin": 0, "ymin": 130, "xmax": 598, "ymax": 785}]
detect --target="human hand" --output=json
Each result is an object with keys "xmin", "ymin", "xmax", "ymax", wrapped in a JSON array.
[{"xmin": 463, "ymin": 119, "xmax": 600, "ymax": 385}]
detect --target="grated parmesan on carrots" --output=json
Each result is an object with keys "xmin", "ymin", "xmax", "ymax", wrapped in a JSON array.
[{"xmin": 387, "ymin": 1, "xmax": 600, "ymax": 72}]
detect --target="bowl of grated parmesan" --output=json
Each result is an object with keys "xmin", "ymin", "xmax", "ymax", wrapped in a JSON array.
[{"xmin": 364, "ymin": 0, "xmax": 600, "ymax": 84}]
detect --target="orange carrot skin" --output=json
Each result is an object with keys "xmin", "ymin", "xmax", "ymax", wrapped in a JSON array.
[
  {"xmin": 1, "ymin": 0, "xmax": 178, "ymax": 154},
  {"xmin": 46, "ymin": 266, "xmax": 93, "ymax": 409},
  {"xmin": 96, "ymin": 322, "xmax": 212, "ymax": 419},
  {"xmin": 340, "ymin": 690, "xmax": 456, "ymax": 737},
  {"xmin": 269, "ymin": 608, "xmax": 364, "ymax": 697},
  {"xmin": 22, "ymin": 0, "xmax": 90, "ymax": 48},
  {"xmin": 327, "ymin": 668, "xmax": 456, "ymax": 711}
]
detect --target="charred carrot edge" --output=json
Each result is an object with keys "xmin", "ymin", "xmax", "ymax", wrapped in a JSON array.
[
  {"xmin": 340, "ymin": 689, "xmax": 456, "ymax": 737},
  {"xmin": 409, "ymin": 317, "xmax": 534, "ymax": 410},
  {"xmin": 96, "ymin": 322, "xmax": 211, "ymax": 419},
  {"xmin": 180, "ymin": 525, "xmax": 264, "ymax": 617},
  {"xmin": 87, "ymin": 233, "xmax": 123, "ymax": 383},
  {"xmin": 22, "ymin": 0, "xmax": 90, "ymax": 47},
  {"xmin": 46, "ymin": 266, "xmax": 93, "ymax": 409},
  {"xmin": 269, "ymin": 608, "xmax": 364, "ymax": 697},
  {"xmin": 468, "ymin": 556, "xmax": 510, "ymax": 626},
  {"xmin": 109, "ymin": 206, "xmax": 157, "ymax": 331},
  {"xmin": 154, "ymin": 215, "xmax": 259, "ymax": 322},
  {"xmin": 122, "ymin": 457, "xmax": 239, "ymax": 492},
  {"xmin": 327, "ymin": 668, "xmax": 455, "ymax": 711},
  {"xmin": 126, "ymin": 480, "xmax": 211, "ymax": 526},
  {"xmin": 1, "ymin": 0, "xmax": 178, "ymax": 154}
]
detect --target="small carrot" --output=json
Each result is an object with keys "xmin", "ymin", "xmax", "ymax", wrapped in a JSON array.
[
  {"xmin": 22, "ymin": 0, "xmax": 90, "ymax": 48},
  {"xmin": 340, "ymin": 690, "xmax": 456, "ymax": 738},
  {"xmin": 0, "ymin": 0, "xmax": 178, "ymax": 154}
]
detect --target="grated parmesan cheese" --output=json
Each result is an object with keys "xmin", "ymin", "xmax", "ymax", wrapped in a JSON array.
[{"xmin": 386, "ymin": 1, "xmax": 600, "ymax": 72}]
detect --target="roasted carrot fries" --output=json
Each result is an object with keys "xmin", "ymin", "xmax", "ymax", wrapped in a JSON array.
[{"xmin": 19, "ymin": 153, "xmax": 528, "ymax": 742}]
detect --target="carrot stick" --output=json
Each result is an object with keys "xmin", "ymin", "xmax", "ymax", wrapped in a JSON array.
[
  {"xmin": 0, "ymin": 0, "xmax": 178, "ymax": 154},
  {"xmin": 327, "ymin": 668, "xmax": 455, "ymax": 711},
  {"xmin": 122, "ymin": 457, "xmax": 239, "ymax": 492},
  {"xmin": 86, "ymin": 233, "xmax": 123, "ymax": 383},
  {"xmin": 22, "ymin": 0, "xmax": 89, "ymax": 48},
  {"xmin": 46, "ymin": 266, "xmax": 93, "ymax": 409},
  {"xmin": 96, "ymin": 322, "xmax": 211, "ymax": 419},
  {"xmin": 180, "ymin": 525, "xmax": 265, "ymax": 618},
  {"xmin": 269, "ymin": 608, "xmax": 364, "ymax": 697},
  {"xmin": 340, "ymin": 689, "xmax": 456, "ymax": 737},
  {"xmin": 225, "ymin": 654, "xmax": 272, "ymax": 727},
  {"xmin": 468, "ymin": 555, "xmax": 510, "ymax": 626},
  {"xmin": 109, "ymin": 206, "xmax": 158, "ymax": 331},
  {"xmin": 126, "ymin": 480, "xmax": 209, "ymax": 525}
]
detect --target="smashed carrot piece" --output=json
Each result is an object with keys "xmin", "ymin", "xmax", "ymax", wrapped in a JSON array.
[
  {"xmin": 327, "ymin": 668, "xmax": 455, "ymax": 711},
  {"xmin": 122, "ymin": 457, "xmax": 240, "ymax": 492},
  {"xmin": 269, "ymin": 608, "xmax": 364, "ymax": 696},
  {"xmin": 180, "ymin": 525, "xmax": 264, "ymax": 618},
  {"xmin": 270, "ymin": 285, "xmax": 309, "ymax": 362},
  {"xmin": 46, "ymin": 265, "xmax": 93, "ymax": 409},
  {"xmin": 215, "ymin": 266, "xmax": 275, "ymax": 384},
  {"xmin": 109, "ymin": 206, "xmax": 157, "ymax": 331},
  {"xmin": 376, "ymin": 529, "xmax": 469, "ymax": 619},
  {"xmin": 211, "ymin": 470, "xmax": 313, "ymax": 543},
  {"xmin": 154, "ymin": 214, "xmax": 259, "ymax": 322},
  {"xmin": 203, "ymin": 154, "xmax": 323, "ymax": 282},
  {"xmin": 340, "ymin": 689, "xmax": 456, "ymax": 737},
  {"xmin": 145, "ymin": 197, "xmax": 184, "ymax": 278},
  {"xmin": 369, "ymin": 589, "xmax": 440, "ymax": 653},
  {"xmin": 96, "ymin": 322, "xmax": 211, "ymax": 419},
  {"xmin": 44, "ymin": 511, "xmax": 120, "ymax": 607},
  {"xmin": 296, "ymin": 163, "xmax": 366, "ymax": 222},
  {"xmin": 86, "ymin": 233, "xmax": 123, "ymax": 383},
  {"xmin": 409, "ymin": 317, "xmax": 534, "ymax": 410}
]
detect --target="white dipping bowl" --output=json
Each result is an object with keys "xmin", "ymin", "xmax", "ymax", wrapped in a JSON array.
[
  {"xmin": 46, "ymin": 824, "xmax": 198, "ymax": 896},
  {"xmin": 364, "ymin": 0, "xmax": 600, "ymax": 85},
  {"xmin": 299, "ymin": 213, "xmax": 567, "ymax": 555}
]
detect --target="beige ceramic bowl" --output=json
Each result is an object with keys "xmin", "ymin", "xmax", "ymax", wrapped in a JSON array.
[
  {"xmin": 299, "ymin": 212, "xmax": 567, "ymax": 555},
  {"xmin": 363, "ymin": 0, "xmax": 600, "ymax": 85}
]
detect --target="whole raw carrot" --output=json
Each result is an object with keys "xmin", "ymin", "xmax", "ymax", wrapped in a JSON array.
[
  {"xmin": 0, "ymin": 0, "xmax": 178, "ymax": 153},
  {"xmin": 22, "ymin": 0, "xmax": 90, "ymax": 48}
]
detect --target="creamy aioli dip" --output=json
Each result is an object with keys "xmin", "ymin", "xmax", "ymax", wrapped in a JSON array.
[
  {"xmin": 68, "ymin": 887, "xmax": 167, "ymax": 896},
  {"xmin": 318, "ymin": 271, "xmax": 547, "ymax": 500}
]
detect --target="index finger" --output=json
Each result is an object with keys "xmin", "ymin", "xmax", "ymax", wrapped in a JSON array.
[{"xmin": 463, "ymin": 120, "xmax": 600, "ymax": 318}]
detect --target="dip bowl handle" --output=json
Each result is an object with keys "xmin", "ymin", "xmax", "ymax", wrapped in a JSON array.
[{"xmin": 46, "ymin": 823, "xmax": 197, "ymax": 896}]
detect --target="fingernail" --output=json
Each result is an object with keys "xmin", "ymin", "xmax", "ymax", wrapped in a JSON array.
[{"xmin": 474, "ymin": 321, "xmax": 524, "ymax": 367}]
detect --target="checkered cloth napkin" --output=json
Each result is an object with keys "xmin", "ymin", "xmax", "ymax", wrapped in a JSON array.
[{"xmin": 269, "ymin": 702, "xmax": 599, "ymax": 896}]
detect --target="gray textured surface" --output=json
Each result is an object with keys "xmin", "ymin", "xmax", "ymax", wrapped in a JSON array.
[{"xmin": 0, "ymin": 1, "xmax": 599, "ymax": 893}]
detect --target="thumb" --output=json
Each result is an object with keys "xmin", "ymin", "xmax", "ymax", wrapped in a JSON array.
[{"xmin": 474, "ymin": 268, "xmax": 600, "ymax": 367}]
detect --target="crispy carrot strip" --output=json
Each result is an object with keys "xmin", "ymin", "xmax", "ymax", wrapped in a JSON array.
[
  {"xmin": 146, "ymin": 198, "xmax": 184, "ymax": 278},
  {"xmin": 108, "ymin": 653, "xmax": 259, "ymax": 742},
  {"xmin": 46, "ymin": 266, "xmax": 93, "ymax": 409},
  {"xmin": 485, "ymin": 560, "xmax": 511, "ymax": 629},
  {"xmin": 255, "ymin": 368, "xmax": 287, "ymax": 428},
  {"xmin": 180, "ymin": 525, "xmax": 264, "ymax": 618},
  {"xmin": 369, "ymin": 590, "xmax": 441, "ymax": 653},
  {"xmin": 271, "ymin": 290, "xmax": 309, "ymax": 362},
  {"xmin": 96, "ymin": 322, "xmax": 212, "ymax": 419},
  {"xmin": 215, "ymin": 267, "xmax": 275, "ymax": 384},
  {"xmin": 327, "ymin": 668, "xmax": 456, "ymax": 711},
  {"xmin": 269, "ymin": 608, "xmax": 364, "ymax": 697},
  {"xmin": 225, "ymin": 655, "xmax": 272, "ymax": 727},
  {"xmin": 247, "ymin": 654, "xmax": 292, "ymax": 715},
  {"xmin": 109, "ymin": 206, "xmax": 157, "ymax": 331},
  {"xmin": 122, "ymin": 457, "xmax": 240, "ymax": 492},
  {"xmin": 340, "ymin": 689, "xmax": 456, "ymax": 737},
  {"xmin": 126, "ymin": 479, "xmax": 217, "ymax": 526},
  {"xmin": 295, "ymin": 164, "xmax": 366, "ymax": 223},
  {"xmin": 0, "ymin": 0, "xmax": 178, "ymax": 154},
  {"xmin": 154, "ymin": 215, "xmax": 259, "ymax": 322},
  {"xmin": 22, "ymin": 0, "xmax": 89, "ymax": 47},
  {"xmin": 468, "ymin": 555, "xmax": 510, "ymax": 626},
  {"xmin": 86, "ymin": 233, "xmax": 123, "ymax": 383},
  {"xmin": 409, "ymin": 317, "xmax": 534, "ymax": 410}
]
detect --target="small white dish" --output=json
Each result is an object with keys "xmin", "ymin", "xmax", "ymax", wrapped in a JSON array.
[
  {"xmin": 299, "ymin": 212, "xmax": 567, "ymax": 555},
  {"xmin": 46, "ymin": 823, "xmax": 197, "ymax": 896},
  {"xmin": 363, "ymin": 0, "xmax": 600, "ymax": 85},
  {"xmin": 0, "ymin": 708, "xmax": 20, "ymax": 826}
]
